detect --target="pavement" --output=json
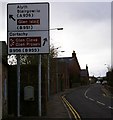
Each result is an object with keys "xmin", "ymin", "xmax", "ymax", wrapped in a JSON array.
[
  {"xmin": 46, "ymin": 93, "xmax": 70, "ymax": 118},
  {"xmin": 46, "ymin": 88, "xmax": 77, "ymax": 119}
]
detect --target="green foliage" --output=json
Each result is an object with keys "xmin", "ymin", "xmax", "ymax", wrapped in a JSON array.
[
  {"xmin": 19, "ymin": 44, "xmax": 58, "ymax": 65},
  {"xmin": 20, "ymin": 54, "xmax": 39, "ymax": 65},
  {"xmin": 8, "ymin": 44, "xmax": 59, "ymax": 65},
  {"xmin": 49, "ymin": 44, "xmax": 58, "ymax": 58}
]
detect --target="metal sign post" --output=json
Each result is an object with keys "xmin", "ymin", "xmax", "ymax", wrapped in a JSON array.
[
  {"xmin": 47, "ymin": 55, "xmax": 50, "ymax": 99},
  {"xmin": 7, "ymin": 3, "xmax": 49, "ymax": 117},
  {"xmin": 17, "ymin": 55, "xmax": 20, "ymax": 117}
]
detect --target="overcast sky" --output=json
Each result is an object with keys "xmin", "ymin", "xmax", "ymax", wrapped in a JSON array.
[{"xmin": 0, "ymin": 0, "xmax": 112, "ymax": 77}]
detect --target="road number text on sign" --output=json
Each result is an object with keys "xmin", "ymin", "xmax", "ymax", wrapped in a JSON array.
[{"xmin": 7, "ymin": 3, "xmax": 49, "ymax": 54}]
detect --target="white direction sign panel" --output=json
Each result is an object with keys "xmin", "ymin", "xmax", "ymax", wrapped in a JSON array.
[{"xmin": 7, "ymin": 3, "xmax": 49, "ymax": 54}]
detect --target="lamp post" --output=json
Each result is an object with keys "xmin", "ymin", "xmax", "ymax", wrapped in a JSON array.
[
  {"xmin": 50, "ymin": 28, "xmax": 63, "ymax": 30},
  {"xmin": 38, "ymin": 27, "xmax": 63, "ymax": 116},
  {"xmin": 48, "ymin": 28, "xmax": 63, "ymax": 99},
  {"xmin": 56, "ymin": 50, "xmax": 65, "ymax": 93}
]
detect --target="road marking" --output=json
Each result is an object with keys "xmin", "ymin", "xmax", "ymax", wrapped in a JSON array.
[
  {"xmin": 84, "ymin": 88, "xmax": 89, "ymax": 98},
  {"xmin": 89, "ymin": 98, "xmax": 95, "ymax": 101},
  {"xmin": 103, "ymin": 94, "xmax": 106, "ymax": 97},
  {"xmin": 85, "ymin": 95, "xmax": 88, "ymax": 99},
  {"xmin": 60, "ymin": 95, "xmax": 72, "ymax": 119},
  {"xmin": 84, "ymin": 87, "xmax": 95, "ymax": 102},
  {"xmin": 96, "ymin": 101, "xmax": 105, "ymax": 106},
  {"xmin": 62, "ymin": 96, "xmax": 78, "ymax": 119},
  {"xmin": 84, "ymin": 87, "xmax": 91, "ymax": 100},
  {"xmin": 61, "ymin": 96, "xmax": 81, "ymax": 120},
  {"xmin": 108, "ymin": 106, "xmax": 113, "ymax": 110}
]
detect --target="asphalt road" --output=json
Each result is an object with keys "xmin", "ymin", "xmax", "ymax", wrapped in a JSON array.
[{"xmin": 66, "ymin": 84, "xmax": 113, "ymax": 119}]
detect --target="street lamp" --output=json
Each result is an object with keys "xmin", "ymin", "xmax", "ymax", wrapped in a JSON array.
[
  {"xmin": 50, "ymin": 28, "xmax": 63, "ymax": 30},
  {"xmin": 48, "ymin": 28, "xmax": 63, "ymax": 99},
  {"xmin": 56, "ymin": 50, "xmax": 65, "ymax": 93},
  {"xmin": 38, "ymin": 27, "xmax": 63, "ymax": 116}
]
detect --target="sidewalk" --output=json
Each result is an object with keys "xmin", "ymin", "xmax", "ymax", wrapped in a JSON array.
[
  {"xmin": 46, "ymin": 93, "xmax": 70, "ymax": 118},
  {"xmin": 46, "ymin": 88, "xmax": 77, "ymax": 119}
]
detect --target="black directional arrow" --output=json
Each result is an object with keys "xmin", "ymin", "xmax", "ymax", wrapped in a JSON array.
[
  {"xmin": 9, "ymin": 15, "xmax": 15, "ymax": 21},
  {"xmin": 43, "ymin": 38, "xmax": 48, "ymax": 46}
]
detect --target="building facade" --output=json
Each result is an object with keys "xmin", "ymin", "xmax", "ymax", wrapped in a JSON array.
[
  {"xmin": 80, "ymin": 65, "xmax": 89, "ymax": 85},
  {"xmin": 50, "ymin": 51, "xmax": 82, "ymax": 93}
]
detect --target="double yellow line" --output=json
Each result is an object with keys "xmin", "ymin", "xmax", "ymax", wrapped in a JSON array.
[{"xmin": 61, "ymin": 95, "xmax": 81, "ymax": 120}]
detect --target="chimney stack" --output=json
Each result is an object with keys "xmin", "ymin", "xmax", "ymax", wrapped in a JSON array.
[
  {"xmin": 72, "ymin": 50, "xmax": 76, "ymax": 58},
  {"xmin": 86, "ymin": 64, "xmax": 88, "ymax": 70}
]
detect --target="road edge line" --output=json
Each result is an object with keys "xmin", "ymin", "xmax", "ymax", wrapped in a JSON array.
[
  {"xmin": 60, "ymin": 95, "xmax": 72, "ymax": 119},
  {"xmin": 61, "ymin": 95, "xmax": 81, "ymax": 120}
]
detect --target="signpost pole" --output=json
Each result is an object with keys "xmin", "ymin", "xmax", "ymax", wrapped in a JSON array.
[
  {"xmin": 47, "ymin": 54, "xmax": 50, "ymax": 99},
  {"xmin": 38, "ymin": 54, "xmax": 41, "ymax": 116},
  {"xmin": 17, "ymin": 55, "xmax": 20, "ymax": 117}
]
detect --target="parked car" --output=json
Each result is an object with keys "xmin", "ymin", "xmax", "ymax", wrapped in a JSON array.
[
  {"xmin": 96, "ymin": 81, "xmax": 101, "ymax": 84},
  {"xmin": 102, "ymin": 80, "xmax": 107, "ymax": 85}
]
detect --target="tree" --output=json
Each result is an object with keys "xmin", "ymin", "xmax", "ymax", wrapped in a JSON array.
[
  {"xmin": 8, "ymin": 44, "xmax": 59, "ymax": 65},
  {"xmin": 20, "ymin": 54, "xmax": 39, "ymax": 65}
]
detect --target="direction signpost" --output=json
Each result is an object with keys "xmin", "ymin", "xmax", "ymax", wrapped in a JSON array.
[
  {"xmin": 7, "ymin": 2, "xmax": 49, "ymax": 117},
  {"xmin": 7, "ymin": 2, "xmax": 49, "ymax": 54}
]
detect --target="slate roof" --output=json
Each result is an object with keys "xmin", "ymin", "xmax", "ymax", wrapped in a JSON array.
[{"xmin": 56, "ymin": 56, "xmax": 81, "ymax": 70}]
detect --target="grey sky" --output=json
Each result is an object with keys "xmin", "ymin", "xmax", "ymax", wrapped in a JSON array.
[
  {"xmin": 50, "ymin": 2, "xmax": 111, "ymax": 77},
  {"xmin": 0, "ymin": 0, "xmax": 112, "ymax": 77}
]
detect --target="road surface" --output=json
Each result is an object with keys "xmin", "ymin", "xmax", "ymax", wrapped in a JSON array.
[{"xmin": 65, "ymin": 84, "xmax": 113, "ymax": 119}]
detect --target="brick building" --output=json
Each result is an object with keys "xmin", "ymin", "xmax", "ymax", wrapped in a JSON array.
[
  {"xmin": 50, "ymin": 51, "xmax": 89, "ymax": 90},
  {"xmin": 68, "ymin": 51, "xmax": 81, "ymax": 87},
  {"xmin": 80, "ymin": 65, "xmax": 89, "ymax": 85},
  {"xmin": 50, "ymin": 51, "xmax": 82, "ymax": 94}
]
